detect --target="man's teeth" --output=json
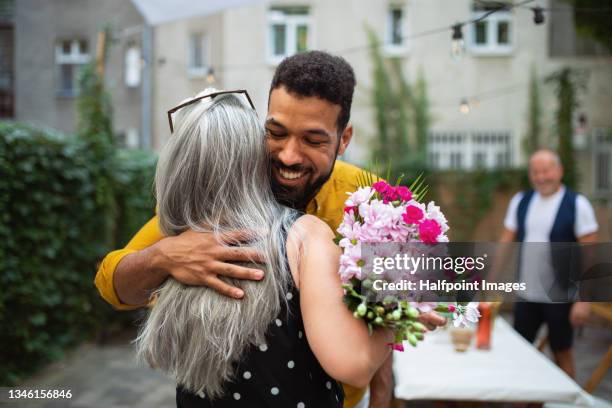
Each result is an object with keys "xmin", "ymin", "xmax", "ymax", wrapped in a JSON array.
[{"xmin": 279, "ymin": 169, "xmax": 304, "ymax": 180}]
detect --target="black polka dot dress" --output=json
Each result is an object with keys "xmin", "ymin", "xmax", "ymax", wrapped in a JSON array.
[{"xmin": 176, "ymin": 288, "xmax": 344, "ymax": 408}]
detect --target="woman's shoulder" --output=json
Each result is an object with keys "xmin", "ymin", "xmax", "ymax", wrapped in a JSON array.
[{"xmin": 290, "ymin": 214, "xmax": 335, "ymax": 240}]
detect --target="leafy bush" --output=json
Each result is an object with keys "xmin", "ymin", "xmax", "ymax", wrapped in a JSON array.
[{"xmin": 0, "ymin": 122, "xmax": 156, "ymax": 384}]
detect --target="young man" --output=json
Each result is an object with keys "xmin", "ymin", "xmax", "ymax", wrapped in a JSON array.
[
  {"xmin": 499, "ymin": 149, "xmax": 598, "ymax": 377},
  {"xmin": 95, "ymin": 51, "xmax": 444, "ymax": 408}
]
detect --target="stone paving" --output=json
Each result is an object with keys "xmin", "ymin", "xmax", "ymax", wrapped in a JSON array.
[{"xmin": 9, "ymin": 318, "xmax": 611, "ymax": 408}]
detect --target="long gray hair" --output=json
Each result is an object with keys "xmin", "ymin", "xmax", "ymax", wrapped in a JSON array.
[{"xmin": 135, "ymin": 89, "xmax": 298, "ymax": 398}]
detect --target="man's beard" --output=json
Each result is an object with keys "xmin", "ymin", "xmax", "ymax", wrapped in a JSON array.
[{"xmin": 270, "ymin": 160, "xmax": 334, "ymax": 210}]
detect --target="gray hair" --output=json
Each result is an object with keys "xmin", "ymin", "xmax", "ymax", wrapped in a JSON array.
[
  {"xmin": 135, "ymin": 89, "xmax": 298, "ymax": 398},
  {"xmin": 530, "ymin": 149, "xmax": 562, "ymax": 167}
]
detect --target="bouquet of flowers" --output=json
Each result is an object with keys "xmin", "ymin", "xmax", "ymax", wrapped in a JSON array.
[{"xmin": 337, "ymin": 175, "xmax": 480, "ymax": 350}]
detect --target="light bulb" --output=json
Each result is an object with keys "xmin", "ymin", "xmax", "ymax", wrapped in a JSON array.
[
  {"xmin": 206, "ymin": 67, "xmax": 215, "ymax": 84},
  {"xmin": 451, "ymin": 24, "xmax": 465, "ymax": 60}
]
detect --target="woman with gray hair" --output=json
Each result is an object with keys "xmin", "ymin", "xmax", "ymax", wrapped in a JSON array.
[{"xmin": 136, "ymin": 88, "xmax": 392, "ymax": 407}]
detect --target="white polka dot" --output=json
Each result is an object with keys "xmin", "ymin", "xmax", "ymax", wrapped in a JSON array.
[
  {"xmin": 243, "ymin": 371, "xmax": 251, "ymax": 379},
  {"xmin": 286, "ymin": 292, "xmax": 293, "ymax": 300},
  {"xmin": 297, "ymin": 403, "xmax": 305, "ymax": 408},
  {"xmin": 275, "ymin": 319, "xmax": 282, "ymax": 327},
  {"xmin": 287, "ymin": 360, "xmax": 295, "ymax": 369},
  {"xmin": 326, "ymin": 381, "xmax": 332, "ymax": 389},
  {"xmin": 259, "ymin": 343, "xmax": 268, "ymax": 352},
  {"xmin": 298, "ymin": 330, "xmax": 303, "ymax": 339},
  {"xmin": 271, "ymin": 387, "xmax": 279, "ymax": 395},
  {"xmin": 233, "ymin": 392, "xmax": 241, "ymax": 400}
]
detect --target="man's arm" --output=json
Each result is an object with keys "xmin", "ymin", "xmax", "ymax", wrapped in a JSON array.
[
  {"xmin": 367, "ymin": 311, "xmax": 447, "ymax": 408},
  {"xmin": 94, "ymin": 216, "xmax": 266, "ymax": 309}
]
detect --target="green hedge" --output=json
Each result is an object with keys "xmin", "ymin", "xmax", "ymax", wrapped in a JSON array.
[{"xmin": 0, "ymin": 122, "xmax": 156, "ymax": 384}]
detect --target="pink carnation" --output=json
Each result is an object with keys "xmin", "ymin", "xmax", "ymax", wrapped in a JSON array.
[
  {"xmin": 372, "ymin": 181, "xmax": 399, "ymax": 203},
  {"xmin": 418, "ymin": 219, "xmax": 442, "ymax": 244},
  {"xmin": 395, "ymin": 186, "xmax": 412, "ymax": 202},
  {"xmin": 387, "ymin": 342, "xmax": 405, "ymax": 352},
  {"xmin": 402, "ymin": 205, "xmax": 424, "ymax": 224},
  {"xmin": 344, "ymin": 205, "xmax": 357, "ymax": 214}
]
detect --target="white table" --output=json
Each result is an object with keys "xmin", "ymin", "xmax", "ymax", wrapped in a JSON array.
[{"xmin": 393, "ymin": 317, "xmax": 594, "ymax": 406}]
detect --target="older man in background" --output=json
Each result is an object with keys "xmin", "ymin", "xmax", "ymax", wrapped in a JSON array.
[{"xmin": 499, "ymin": 149, "xmax": 598, "ymax": 377}]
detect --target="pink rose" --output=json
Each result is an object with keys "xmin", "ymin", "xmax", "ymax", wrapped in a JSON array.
[
  {"xmin": 419, "ymin": 219, "xmax": 442, "ymax": 244},
  {"xmin": 402, "ymin": 205, "xmax": 424, "ymax": 224}
]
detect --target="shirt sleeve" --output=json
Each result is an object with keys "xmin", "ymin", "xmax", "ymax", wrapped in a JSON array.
[
  {"xmin": 503, "ymin": 192, "xmax": 524, "ymax": 232},
  {"xmin": 94, "ymin": 215, "xmax": 164, "ymax": 310},
  {"xmin": 574, "ymin": 195, "xmax": 599, "ymax": 238}
]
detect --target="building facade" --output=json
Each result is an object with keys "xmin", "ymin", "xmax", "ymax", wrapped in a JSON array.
[
  {"xmin": 14, "ymin": 0, "xmax": 145, "ymax": 147},
  {"xmin": 11, "ymin": 0, "xmax": 612, "ymax": 197}
]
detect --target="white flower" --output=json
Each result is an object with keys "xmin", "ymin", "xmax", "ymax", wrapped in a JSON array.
[
  {"xmin": 426, "ymin": 201, "xmax": 449, "ymax": 233},
  {"xmin": 345, "ymin": 187, "xmax": 375, "ymax": 207},
  {"xmin": 453, "ymin": 302, "xmax": 481, "ymax": 328}
]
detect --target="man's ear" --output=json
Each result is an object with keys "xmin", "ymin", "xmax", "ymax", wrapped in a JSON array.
[{"xmin": 337, "ymin": 123, "xmax": 353, "ymax": 156}]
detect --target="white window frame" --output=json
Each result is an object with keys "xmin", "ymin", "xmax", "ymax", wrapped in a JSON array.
[
  {"xmin": 187, "ymin": 33, "xmax": 211, "ymax": 78},
  {"xmin": 266, "ymin": 8, "xmax": 313, "ymax": 65},
  {"xmin": 55, "ymin": 39, "xmax": 91, "ymax": 97},
  {"xmin": 428, "ymin": 130, "xmax": 513, "ymax": 170},
  {"xmin": 385, "ymin": 4, "xmax": 408, "ymax": 55},
  {"xmin": 124, "ymin": 45, "xmax": 141, "ymax": 88},
  {"xmin": 468, "ymin": 10, "xmax": 513, "ymax": 56}
]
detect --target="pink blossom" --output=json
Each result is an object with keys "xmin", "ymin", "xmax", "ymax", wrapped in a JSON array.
[
  {"xmin": 345, "ymin": 187, "xmax": 375, "ymax": 207},
  {"xmin": 372, "ymin": 180, "xmax": 390, "ymax": 194},
  {"xmin": 419, "ymin": 219, "xmax": 442, "ymax": 244},
  {"xmin": 395, "ymin": 186, "xmax": 413, "ymax": 202},
  {"xmin": 387, "ymin": 342, "xmax": 405, "ymax": 352},
  {"xmin": 426, "ymin": 202, "xmax": 449, "ymax": 234},
  {"xmin": 402, "ymin": 205, "xmax": 424, "ymax": 224},
  {"xmin": 410, "ymin": 302, "xmax": 438, "ymax": 313},
  {"xmin": 452, "ymin": 302, "xmax": 481, "ymax": 328},
  {"xmin": 344, "ymin": 206, "xmax": 356, "ymax": 214},
  {"xmin": 372, "ymin": 181, "xmax": 399, "ymax": 203}
]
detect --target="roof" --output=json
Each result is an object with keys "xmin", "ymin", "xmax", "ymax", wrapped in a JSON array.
[{"xmin": 130, "ymin": 0, "xmax": 264, "ymax": 25}]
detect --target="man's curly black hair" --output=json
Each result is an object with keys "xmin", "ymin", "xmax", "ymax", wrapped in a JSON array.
[{"xmin": 269, "ymin": 50, "xmax": 356, "ymax": 133}]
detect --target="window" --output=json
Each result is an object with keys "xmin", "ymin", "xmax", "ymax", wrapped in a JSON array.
[
  {"xmin": 593, "ymin": 129, "xmax": 612, "ymax": 196},
  {"xmin": 428, "ymin": 130, "xmax": 512, "ymax": 170},
  {"xmin": 55, "ymin": 39, "xmax": 90, "ymax": 97},
  {"xmin": 267, "ymin": 6, "xmax": 311, "ymax": 64},
  {"xmin": 596, "ymin": 152, "xmax": 610, "ymax": 191},
  {"xmin": 124, "ymin": 45, "xmax": 141, "ymax": 88},
  {"xmin": 188, "ymin": 33, "xmax": 211, "ymax": 78},
  {"xmin": 468, "ymin": 4, "xmax": 513, "ymax": 55},
  {"xmin": 386, "ymin": 5, "xmax": 406, "ymax": 54}
]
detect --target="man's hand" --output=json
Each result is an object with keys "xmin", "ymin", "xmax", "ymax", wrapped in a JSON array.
[
  {"xmin": 417, "ymin": 311, "xmax": 448, "ymax": 330},
  {"xmin": 153, "ymin": 229, "xmax": 266, "ymax": 298},
  {"xmin": 114, "ymin": 229, "xmax": 266, "ymax": 305},
  {"xmin": 569, "ymin": 302, "xmax": 590, "ymax": 327}
]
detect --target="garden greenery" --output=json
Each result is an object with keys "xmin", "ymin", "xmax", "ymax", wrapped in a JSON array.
[{"xmin": 0, "ymin": 60, "xmax": 156, "ymax": 384}]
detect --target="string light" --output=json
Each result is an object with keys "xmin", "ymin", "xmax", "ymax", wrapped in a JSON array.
[
  {"xmin": 206, "ymin": 67, "xmax": 216, "ymax": 84},
  {"xmin": 459, "ymin": 99, "xmax": 471, "ymax": 114},
  {"xmin": 532, "ymin": 6, "xmax": 545, "ymax": 24},
  {"xmin": 451, "ymin": 24, "xmax": 465, "ymax": 61}
]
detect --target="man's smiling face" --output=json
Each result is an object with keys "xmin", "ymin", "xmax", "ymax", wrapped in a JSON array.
[{"xmin": 265, "ymin": 86, "xmax": 352, "ymax": 209}]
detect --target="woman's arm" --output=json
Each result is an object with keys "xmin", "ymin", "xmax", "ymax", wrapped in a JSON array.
[{"xmin": 287, "ymin": 215, "xmax": 393, "ymax": 388}]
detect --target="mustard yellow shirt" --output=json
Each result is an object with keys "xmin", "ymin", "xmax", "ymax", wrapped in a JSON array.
[{"xmin": 94, "ymin": 159, "xmax": 368, "ymax": 407}]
